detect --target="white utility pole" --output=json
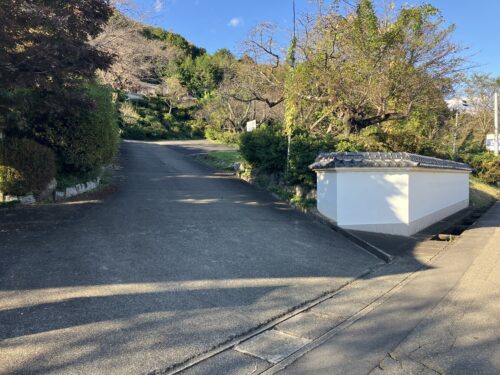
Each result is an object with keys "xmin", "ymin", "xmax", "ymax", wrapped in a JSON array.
[
  {"xmin": 453, "ymin": 110, "xmax": 459, "ymax": 155},
  {"xmin": 494, "ymin": 91, "xmax": 499, "ymax": 156}
]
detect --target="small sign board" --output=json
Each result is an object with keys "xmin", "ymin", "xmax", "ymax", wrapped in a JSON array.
[
  {"xmin": 485, "ymin": 134, "xmax": 499, "ymax": 152},
  {"xmin": 246, "ymin": 120, "xmax": 257, "ymax": 132}
]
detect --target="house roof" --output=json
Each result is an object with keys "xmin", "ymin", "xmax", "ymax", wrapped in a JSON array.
[{"xmin": 309, "ymin": 152, "xmax": 472, "ymax": 172}]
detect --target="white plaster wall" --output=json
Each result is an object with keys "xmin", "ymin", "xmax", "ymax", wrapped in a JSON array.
[
  {"xmin": 316, "ymin": 171, "xmax": 338, "ymax": 221},
  {"xmin": 315, "ymin": 168, "xmax": 470, "ymax": 236},
  {"xmin": 409, "ymin": 170, "xmax": 469, "ymax": 222},
  {"xmin": 336, "ymin": 170, "xmax": 409, "ymax": 225}
]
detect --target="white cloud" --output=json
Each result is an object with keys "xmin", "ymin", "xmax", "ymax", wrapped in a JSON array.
[
  {"xmin": 153, "ymin": 0, "xmax": 163, "ymax": 12},
  {"xmin": 228, "ymin": 17, "xmax": 243, "ymax": 27}
]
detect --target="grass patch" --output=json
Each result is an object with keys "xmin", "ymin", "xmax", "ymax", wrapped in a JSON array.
[
  {"xmin": 195, "ymin": 151, "xmax": 242, "ymax": 172},
  {"xmin": 268, "ymin": 185, "xmax": 316, "ymax": 210},
  {"xmin": 470, "ymin": 177, "xmax": 499, "ymax": 211},
  {"xmin": 0, "ymin": 200, "xmax": 19, "ymax": 208}
]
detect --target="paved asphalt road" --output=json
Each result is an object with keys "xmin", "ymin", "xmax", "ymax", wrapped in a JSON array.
[{"xmin": 0, "ymin": 140, "xmax": 382, "ymax": 375}]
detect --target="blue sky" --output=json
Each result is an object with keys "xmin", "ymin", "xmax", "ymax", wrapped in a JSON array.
[{"xmin": 124, "ymin": 0, "xmax": 500, "ymax": 77}]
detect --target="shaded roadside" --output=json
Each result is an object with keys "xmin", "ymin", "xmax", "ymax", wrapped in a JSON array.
[{"xmin": 272, "ymin": 203, "xmax": 500, "ymax": 375}]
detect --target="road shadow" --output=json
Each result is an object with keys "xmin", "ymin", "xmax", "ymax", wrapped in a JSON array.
[{"xmin": 2, "ymin": 140, "xmax": 484, "ymax": 374}]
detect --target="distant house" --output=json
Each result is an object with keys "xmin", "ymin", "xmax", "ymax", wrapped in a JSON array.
[
  {"xmin": 137, "ymin": 82, "xmax": 160, "ymax": 96},
  {"xmin": 125, "ymin": 81, "xmax": 197, "ymax": 106},
  {"xmin": 125, "ymin": 92, "xmax": 144, "ymax": 101}
]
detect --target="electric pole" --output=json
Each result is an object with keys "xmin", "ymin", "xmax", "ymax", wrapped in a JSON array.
[
  {"xmin": 453, "ymin": 110, "xmax": 459, "ymax": 156},
  {"xmin": 452, "ymin": 100, "xmax": 468, "ymax": 156},
  {"xmin": 494, "ymin": 91, "xmax": 498, "ymax": 156}
]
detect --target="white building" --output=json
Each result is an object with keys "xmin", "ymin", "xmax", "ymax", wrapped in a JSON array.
[{"xmin": 310, "ymin": 152, "xmax": 472, "ymax": 237}]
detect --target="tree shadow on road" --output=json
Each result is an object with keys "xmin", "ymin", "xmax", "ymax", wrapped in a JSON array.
[{"xmin": 3, "ymin": 141, "xmax": 478, "ymax": 375}]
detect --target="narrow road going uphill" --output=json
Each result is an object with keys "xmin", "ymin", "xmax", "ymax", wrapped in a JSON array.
[{"xmin": 0, "ymin": 140, "xmax": 382, "ymax": 375}]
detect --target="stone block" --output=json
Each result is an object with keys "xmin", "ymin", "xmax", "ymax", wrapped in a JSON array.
[
  {"xmin": 54, "ymin": 191, "xmax": 66, "ymax": 201},
  {"xmin": 19, "ymin": 194, "xmax": 36, "ymax": 205},
  {"xmin": 65, "ymin": 187, "xmax": 78, "ymax": 198}
]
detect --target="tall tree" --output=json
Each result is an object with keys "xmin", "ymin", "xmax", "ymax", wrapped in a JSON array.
[
  {"xmin": 462, "ymin": 74, "xmax": 500, "ymax": 146},
  {"xmin": 289, "ymin": 0, "xmax": 463, "ymax": 135},
  {"xmin": 0, "ymin": 0, "xmax": 112, "ymax": 89},
  {"xmin": 0, "ymin": 0, "xmax": 114, "ymax": 130}
]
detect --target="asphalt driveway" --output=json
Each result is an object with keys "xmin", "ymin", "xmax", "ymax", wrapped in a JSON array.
[{"xmin": 0, "ymin": 140, "xmax": 381, "ymax": 375}]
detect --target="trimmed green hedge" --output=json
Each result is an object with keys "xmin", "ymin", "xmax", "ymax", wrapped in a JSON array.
[
  {"xmin": 58, "ymin": 84, "xmax": 119, "ymax": 173},
  {"xmin": 0, "ymin": 138, "xmax": 56, "ymax": 195}
]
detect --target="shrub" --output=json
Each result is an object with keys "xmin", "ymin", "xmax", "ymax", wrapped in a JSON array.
[
  {"xmin": 118, "ymin": 96, "xmax": 200, "ymax": 141},
  {"xmin": 59, "ymin": 84, "xmax": 119, "ymax": 173},
  {"xmin": 239, "ymin": 125, "xmax": 287, "ymax": 173},
  {"xmin": 121, "ymin": 124, "xmax": 168, "ymax": 140},
  {"xmin": 17, "ymin": 83, "xmax": 119, "ymax": 175},
  {"xmin": 459, "ymin": 152, "xmax": 500, "ymax": 186},
  {"xmin": 288, "ymin": 134, "xmax": 336, "ymax": 188},
  {"xmin": 204, "ymin": 127, "xmax": 240, "ymax": 145},
  {"xmin": 0, "ymin": 138, "xmax": 56, "ymax": 195}
]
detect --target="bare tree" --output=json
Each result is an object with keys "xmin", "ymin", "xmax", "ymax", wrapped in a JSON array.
[
  {"xmin": 221, "ymin": 23, "xmax": 287, "ymax": 118},
  {"xmin": 462, "ymin": 74, "xmax": 500, "ymax": 145},
  {"xmin": 90, "ymin": 11, "xmax": 178, "ymax": 91}
]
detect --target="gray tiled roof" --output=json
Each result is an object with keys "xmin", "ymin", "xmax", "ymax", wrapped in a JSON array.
[{"xmin": 309, "ymin": 152, "xmax": 472, "ymax": 171}]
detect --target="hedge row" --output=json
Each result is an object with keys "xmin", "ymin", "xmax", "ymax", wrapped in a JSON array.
[{"xmin": 1, "ymin": 83, "xmax": 120, "ymax": 196}]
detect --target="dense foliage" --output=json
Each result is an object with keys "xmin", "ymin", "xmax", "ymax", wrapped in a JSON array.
[
  {"xmin": 205, "ymin": 0, "xmax": 497, "ymax": 188},
  {"xmin": 57, "ymin": 84, "xmax": 119, "ymax": 174},
  {"xmin": 240, "ymin": 125, "xmax": 288, "ymax": 174},
  {"xmin": 119, "ymin": 95, "xmax": 203, "ymax": 140},
  {"xmin": 0, "ymin": 0, "xmax": 113, "ymax": 131},
  {"xmin": 12, "ymin": 84, "xmax": 119, "ymax": 175},
  {"xmin": 459, "ymin": 153, "xmax": 500, "ymax": 186},
  {"xmin": 0, "ymin": 1, "xmax": 118, "ymax": 196}
]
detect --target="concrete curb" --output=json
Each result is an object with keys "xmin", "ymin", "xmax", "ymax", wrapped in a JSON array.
[{"xmin": 307, "ymin": 210, "xmax": 394, "ymax": 263}]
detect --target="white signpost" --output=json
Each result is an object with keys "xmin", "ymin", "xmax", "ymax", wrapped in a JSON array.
[
  {"xmin": 485, "ymin": 134, "xmax": 500, "ymax": 153},
  {"xmin": 246, "ymin": 120, "xmax": 257, "ymax": 132}
]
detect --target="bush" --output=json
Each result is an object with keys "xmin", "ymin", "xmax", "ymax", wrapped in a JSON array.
[
  {"xmin": 0, "ymin": 138, "xmax": 56, "ymax": 195},
  {"xmin": 121, "ymin": 124, "xmax": 168, "ymax": 140},
  {"xmin": 17, "ymin": 83, "xmax": 119, "ymax": 175},
  {"xmin": 288, "ymin": 134, "xmax": 337, "ymax": 188},
  {"xmin": 118, "ymin": 96, "xmax": 200, "ymax": 141},
  {"xmin": 459, "ymin": 152, "xmax": 500, "ymax": 186},
  {"xmin": 204, "ymin": 127, "xmax": 240, "ymax": 145},
  {"xmin": 58, "ymin": 84, "xmax": 119, "ymax": 173},
  {"xmin": 239, "ymin": 125, "xmax": 287, "ymax": 173}
]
